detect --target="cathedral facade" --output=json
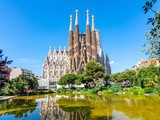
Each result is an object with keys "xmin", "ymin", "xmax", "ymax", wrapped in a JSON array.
[
  {"xmin": 42, "ymin": 10, "xmax": 111, "ymax": 86},
  {"xmin": 42, "ymin": 47, "xmax": 68, "ymax": 85}
]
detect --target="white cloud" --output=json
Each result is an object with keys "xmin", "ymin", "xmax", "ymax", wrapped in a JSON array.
[
  {"xmin": 16, "ymin": 58, "xmax": 41, "ymax": 65},
  {"xmin": 110, "ymin": 61, "xmax": 115, "ymax": 65}
]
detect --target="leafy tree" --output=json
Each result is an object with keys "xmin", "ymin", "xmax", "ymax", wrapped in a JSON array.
[
  {"xmin": 84, "ymin": 60, "xmax": 104, "ymax": 84},
  {"xmin": 142, "ymin": 0, "xmax": 160, "ymax": 59},
  {"xmin": 116, "ymin": 72, "xmax": 127, "ymax": 82},
  {"xmin": 103, "ymin": 73, "xmax": 110, "ymax": 87},
  {"xmin": 109, "ymin": 73, "xmax": 119, "ymax": 82},
  {"xmin": 125, "ymin": 70, "xmax": 137, "ymax": 86},
  {"xmin": 58, "ymin": 74, "xmax": 78, "ymax": 88},
  {"xmin": 0, "ymin": 73, "xmax": 38, "ymax": 95},
  {"xmin": 75, "ymin": 74, "xmax": 84, "ymax": 85},
  {"xmin": 95, "ymin": 80, "xmax": 103, "ymax": 89},
  {"xmin": 137, "ymin": 65, "xmax": 160, "ymax": 89},
  {"xmin": 109, "ymin": 70, "xmax": 136, "ymax": 87},
  {"xmin": 83, "ymin": 60, "xmax": 105, "ymax": 88},
  {"xmin": 58, "ymin": 61, "xmax": 105, "ymax": 89}
]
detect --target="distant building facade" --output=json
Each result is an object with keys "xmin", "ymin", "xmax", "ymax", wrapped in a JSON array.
[
  {"xmin": 10, "ymin": 67, "xmax": 34, "ymax": 79},
  {"xmin": 131, "ymin": 58, "xmax": 160, "ymax": 70},
  {"xmin": 37, "ymin": 78, "xmax": 49, "ymax": 89},
  {"xmin": 42, "ymin": 10, "xmax": 111, "ymax": 86}
]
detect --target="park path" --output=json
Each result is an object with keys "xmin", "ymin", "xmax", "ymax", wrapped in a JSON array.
[{"xmin": 0, "ymin": 96, "xmax": 15, "ymax": 101}]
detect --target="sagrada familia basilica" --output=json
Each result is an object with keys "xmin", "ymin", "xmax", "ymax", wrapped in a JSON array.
[{"xmin": 42, "ymin": 10, "xmax": 111, "ymax": 86}]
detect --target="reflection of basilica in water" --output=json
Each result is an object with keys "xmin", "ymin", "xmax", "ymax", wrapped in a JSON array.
[
  {"xmin": 1, "ymin": 95, "xmax": 160, "ymax": 120},
  {"xmin": 40, "ymin": 96, "xmax": 66, "ymax": 120},
  {"xmin": 39, "ymin": 95, "xmax": 131, "ymax": 120},
  {"xmin": 40, "ymin": 95, "xmax": 91, "ymax": 120}
]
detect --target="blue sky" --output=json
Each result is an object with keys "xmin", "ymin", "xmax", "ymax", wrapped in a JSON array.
[{"xmin": 0, "ymin": 0, "xmax": 159, "ymax": 76}]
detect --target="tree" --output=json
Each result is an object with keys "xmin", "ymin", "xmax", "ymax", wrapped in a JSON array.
[
  {"xmin": 83, "ymin": 60, "xmax": 105, "ymax": 88},
  {"xmin": 137, "ymin": 65, "xmax": 160, "ymax": 89},
  {"xmin": 0, "ymin": 49, "xmax": 12, "ymax": 82},
  {"xmin": 109, "ymin": 73, "xmax": 119, "ymax": 82},
  {"xmin": 142, "ymin": 0, "xmax": 160, "ymax": 60},
  {"xmin": 125, "ymin": 70, "xmax": 137, "ymax": 86},
  {"xmin": 75, "ymin": 74, "xmax": 84, "ymax": 85},
  {"xmin": 0, "ymin": 73, "xmax": 38, "ymax": 95},
  {"xmin": 57, "ymin": 74, "xmax": 78, "ymax": 88},
  {"xmin": 103, "ymin": 73, "xmax": 110, "ymax": 87},
  {"xmin": 109, "ymin": 70, "xmax": 136, "ymax": 87}
]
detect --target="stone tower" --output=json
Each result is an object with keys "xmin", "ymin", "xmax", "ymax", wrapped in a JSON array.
[
  {"xmin": 86, "ymin": 10, "xmax": 92, "ymax": 61},
  {"xmin": 105, "ymin": 54, "xmax": 111, "ymax": 75},
  {"xmin": 68, "ymin": 15, "xmax": 74, "ymax": 73},
  {"xmin": 68, "ymin": 10, "xmax": 105, "ymax": 74},
  {"xmin": 91, "ymin": 15, "xmax": 98, "ymax": 61}
]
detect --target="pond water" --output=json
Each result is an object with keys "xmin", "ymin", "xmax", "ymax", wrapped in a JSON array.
[{"xmin": 0, "ymin": 94, "xmax": 160, "ymax": 120}]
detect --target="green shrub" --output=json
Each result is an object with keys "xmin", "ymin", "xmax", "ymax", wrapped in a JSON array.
[
  {"xmin": 57, "ymin": 88, "xmax": 67, "ymax": 93},
  {"xmin": 90, "ymin": 88, "xmax": 99, "ymax": 94},
  {"xmin": 128, "ymin": 86, "xmax": 145, "ymax": 95},
  {"xmin": 109, "ymin": 84, "xmax": 122, "ymax": 93},
  {"xmin": 81, "ymin": 88, "xmax": 87, "ymax": 91},
  {"xmin": 100, "ymin": 87, "xmax": 108, "ymax": 91},
  {"xmin": 76, "ymin": 88, "xmax": 81, "ymax": 92},
  {"xmin": 144, "ymin": 87, "xmax": 153, "ymax": 93},
  {"xmin": 90, "ymin": 82, "xmax": 95, "ymax": 89},
  {"xmin": 138, "ymin": 89, "xmax": 145, "ymax": 95},
  {"xmin": 66, "ymin": 88, "xmax": 73, "ymax": 93},
  {"xmin": 152, "ymin": 89, "xmax": 159, "ymax": 94},
  {"xmin": 102, "ymin": 90, "xmax": 109, "ymax": 95}
]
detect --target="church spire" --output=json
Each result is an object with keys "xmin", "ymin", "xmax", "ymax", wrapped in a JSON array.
[
  {"xmin": 75, "ymin": 9, "xmax": 78, "ymax": 25},
  {"xmin": 69, "ymin": 15, "xmax": 72, "ymax": 31},
  {"xmin": 86, "ymin": 9, "xmax": 92, "ymax": 61},
  {"xmin": 91, "ymin": 14, "xmax": 97, "ymax": 61},
  {"xmin": 48, "ymin": 46, "xmax": 52, "ymax": 55},
  {"xmin": 105, "ymin": 53, "xmax": 111, "ymax": 75},
  {"xmin": 92, "ymin": 15, "xmax": 95, "ymax": 31},
  {"xmin": 74, "ymin": 9, "xmax": 80, "ymax": 69},
  {"xmin": 54, "ymin": 46, "xmax": 56, "ymax": 52},
  {"xmin": 68, "ymin": 13, "xmax": 74, "ymax": 73},
  {"xmin": 59, "ymin": 46, "xmax": 61, "ymax": 52},
  {"xmin": 86, "ymin": 10, "xmax": 90, "ymax": 25}
]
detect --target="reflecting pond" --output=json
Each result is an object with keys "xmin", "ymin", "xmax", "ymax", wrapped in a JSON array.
[{"xmin": 0, "ymin": 94, "xmax": 160, "ymax": 120}]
